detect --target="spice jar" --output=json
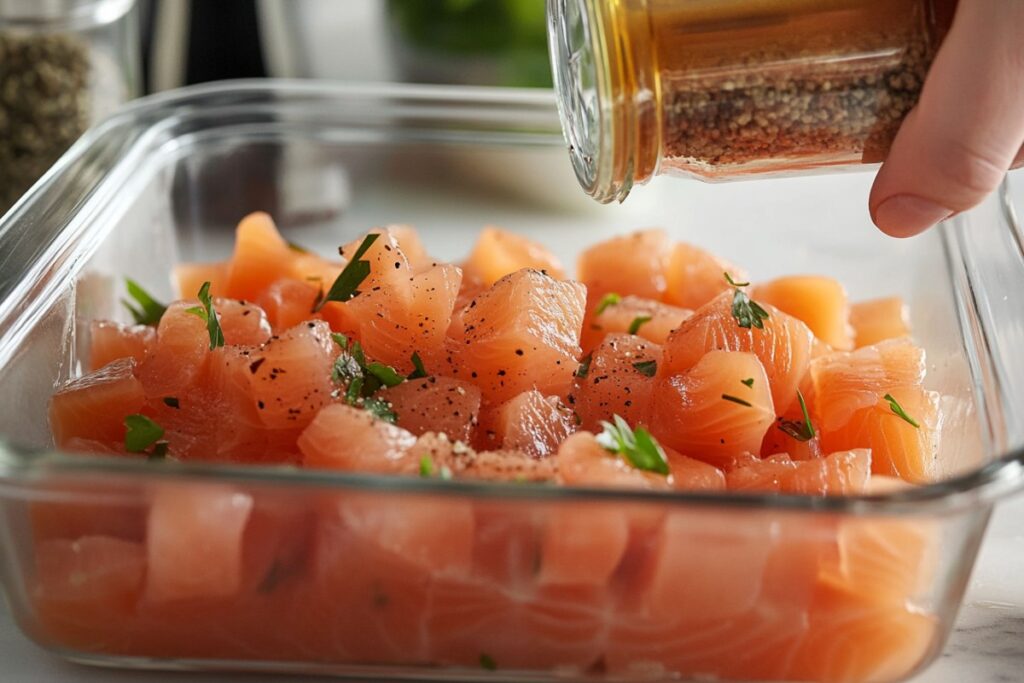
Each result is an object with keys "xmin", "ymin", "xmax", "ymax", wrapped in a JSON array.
[
  {"xmin": 547, "ymin": 0, "xmax": 958, "ymax": 202},
  {"xmin": 0, "ymin": 0, "xmax": 139, "ymax": 214}
]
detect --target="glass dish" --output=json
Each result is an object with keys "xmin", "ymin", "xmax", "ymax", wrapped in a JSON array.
[{"xmin": 0, "ymin": 81, "xmax": 1020, "ymax": 682}]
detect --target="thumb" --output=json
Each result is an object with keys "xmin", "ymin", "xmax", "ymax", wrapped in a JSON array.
[{"xmin": 869, "ymin": 0, "xmax": 1024, "ymax": 238}]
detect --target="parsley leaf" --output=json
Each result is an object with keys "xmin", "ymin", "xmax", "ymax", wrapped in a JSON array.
[
  {"xmin": 628, "ymin": 315, "xmax": 652, "ymax": 335},
  {"xmin": 741, "ymin": 377, "xmax": 754, "ymax": 388},
  {"xmin": 362, "ymin": 396, "xmax": 397, "ymax": 424},
  {"xmin": 575, "ymin": 352, "xmax": 593, "ymax": 379},
  {"xmin": 313, "ymin": 233, "xmax": 380, "ymax": 312},
  {"xmin": 419, "ymin": 455, "xmax": 434, "ymax": 477},
  {"xmin": 724, "ymin": 272, "xmax": 769, "ymax": 330},
  {"xmin": 594, "ymin": 292, "xmax": 621, "ymax": 316},
  {"xmin": 883, "ymin": 393, "xmax": 920, "ymax": 428},
  {"xmin": 724, "ymin": 272, "xmax": 751, "ymax": 288},
  {"xmin": 366, "ymin": 362, "xmax": 405, "ymax": 388},
  {"xmin": 633, "ymin": 359, "xmax": 657, "ymax": 377},
  {"xmin": 407, "ymin": 352, "xmax": 429, "ymax": 379},
  {"xmin": 185, "ymin": 281, "xmax": 225, "ymax": 349},
  {"xmin": 778, "ymin": 390, "xmax": 816, "ymax": 442},
  {"xmin": 122, "ymin": 278, "xmax": 167, "ymax": 326},
  {"xmin": 124, "ymin": 414, "xmax": 165, "ymax": 453},
  {"xmin": 596, "ymin": 415, "xmax": 670, "ymax": 475},
  {"xmin": 480, "ymin": 653, "xmax": 497, "ymax": 671},
  {"xmin": 721, "ymin": 393, "xmax": 753, "ymax": 407}
]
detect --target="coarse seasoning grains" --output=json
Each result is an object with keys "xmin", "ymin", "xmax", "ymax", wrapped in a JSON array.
[
  {"xmin": 548, "ymin": 0, "xmax": 958, "ymax": 202},
  {"xmin": 0, "ymin": 31, "xmax": 91, "ymax": 213},
  {"xmin": 660, "ymin": 29, "xmax": 934, "ymax": 175}
]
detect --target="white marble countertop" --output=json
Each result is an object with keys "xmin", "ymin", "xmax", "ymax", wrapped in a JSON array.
[{"xmin": 2, "ymin": 494, "xmax": 1022, "ymax": 682}]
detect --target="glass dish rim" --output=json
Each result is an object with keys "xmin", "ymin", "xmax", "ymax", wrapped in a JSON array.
[{"xmin": 0, "ymin": 78, "xmax": 1020, "ymax": 518}]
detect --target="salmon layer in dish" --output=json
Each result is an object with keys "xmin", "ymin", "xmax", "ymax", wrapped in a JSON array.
[{"xmin": 37, "ymin": 213, "xmax": 940, "ymax": 682}]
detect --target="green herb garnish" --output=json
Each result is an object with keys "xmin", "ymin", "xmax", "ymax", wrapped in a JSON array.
[
  {"xmin": 721, "ymin": 393, "xmax": 753, "ymax": 407},
  {"xmin": 184, "ymin": 281, "xmax": 225, "ymax": 349},
  {"xmin": 122, "ymin": 278, "xmax": 167, "ymax": 326},
  {"xmin": 596, "ymin": 415, "xmax": 670, "ymax": 475},
  {"xmin": 407, "ymin": 351, "xmax": 429, "ymax": 379},
  {"xmin": 480, "ymin": 653, "xmax": 497, "ymax": 671},
  {"xmin": 627, "ymin": 315, "xmax": 652, "ymax": 335},
  {"xmin": 367, "ymin": 362, "xmax": 405, "ymax": 388},
  {"xmin": 883, "ymin": 393, "xmax": 920, "ymax": 428},
  {"xmin": 575, "ymin": 352, "xmax": 593, "ymax": 379},
  {"xmin": 419, "ymin": 455, "xmax": 434, "ymax": 477},
  {"xmin": 124, "ymin": 414, "xmax": 165, "ymax": 453},
  {"xmin": 594, "ymin": 292, "xmax": 621, "ymax": 316},
  {"xmin": 286, "ymin": 240, "xmax": 311, "ymax": 254},
  {"xmin": 361, "ymin": 397, "xmax": 397, "ymax": 424},
  {"xmin": 725, "ymin": 272, "xmax": 769, "ymax": 330},
  {"xmin": 741, "ymin": 378, "xmax": 754, "ymax": 388},
  {"xmin": 313, "ymin": 233, "xmax": 380, "ymax": 312},
  {"xmin": 633, "ymin": 359, "xmax": 657, "ymax": 377},
  {"xmin": 162, "ymin": 396, "xmax": 180, "ymax": 409},
  {"xmin": 724, "ymin": 272, "xmax": 750, "ymax": 288},
  {"xmin": 778, "ymin": 390, "xmax": 816, "ymax": 442}
]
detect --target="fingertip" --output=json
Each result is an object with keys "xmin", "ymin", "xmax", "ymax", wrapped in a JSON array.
[{"xmin": 870, "ymin": 194, "xmax": 954, "ymax": 238}]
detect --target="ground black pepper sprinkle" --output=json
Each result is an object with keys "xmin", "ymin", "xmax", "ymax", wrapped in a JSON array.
[{"xmin": 660, "ymin": 29, "xmax": 936, "ymax": 173}]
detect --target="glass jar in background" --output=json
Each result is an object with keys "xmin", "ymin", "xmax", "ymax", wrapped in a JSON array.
[
  {"xmin": 0, "ymin": 0, "xmax": 139, "ymax": 214},
  {"xmin": 548, "ymin": 0, "xmax": 958, "ymax": 203}
]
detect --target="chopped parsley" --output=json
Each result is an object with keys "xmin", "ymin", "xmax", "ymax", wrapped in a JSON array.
[
  {"xmin": 596, "ymin": 415, "xmax": 670, "ymax": 475},
  {"xmin": 883, "ymin": 393, "xmax": 920, "ymax": 428},
  {"xmin": 725, "ymin": 272, "xmax": 769, "ymax": 330},
  {"xmin": 313, "ymin": 233, "xmax": 380, "ymax": 312},
  {"xmin": 479, "ymin": 653, "xmax": 497, "ymax": 671},
  {"xmin": 122, "ymin": 278, "xmax": 167, "ymax": 326},
  {"xmin": 162, "ymin": 396, "xmax": 180, "ymax": 409},
  {"xmin": 594, "ymin": 292, "xmax": 621, "ymax": 316},
  {"xmin": 124, "ymin": 414, "xmax": 165, "ymax": 453},
  {"xmin": 362, "ymin": 396, "xmax": 397, "ymax": 424},
  {"xmin": 633, "ymin": 359, "xmax": 657, "ymax": 377},
  {"xmin": 407, "ymin": 351, "xmax": 429, "ymax": 379},
  {"xmin": 627, "ymin": 315, "xmax": 652, "ymax": 335},
  {"xmin": 419, "ymin": 455, "xmax": 434, "ymax": 477},
  {"xmin": 366, "ymin": 362, "xmax": 405, "ymax": 388},
  {"xmin": 721, "ymin": 393, "xmax": 753, "ymax": 407},
  {"xmin": 741, "ymin": 377, "xmax": 755, "ymax": 388},
  {"xmin": 184, "ymin": 281, "xmax": 225, "ymax": 349},
  {"xmin": 575, "ymin": 352, "xmax": 593, "ymax": 379},
  {"xmin": 778, "ymin": 390, "xmax": 816, "ymax": 442}
]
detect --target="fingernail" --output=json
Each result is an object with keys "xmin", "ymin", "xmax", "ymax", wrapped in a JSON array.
[{"xmin": 872, "ymin": 195, "xmax": 953, "ymax": 238}]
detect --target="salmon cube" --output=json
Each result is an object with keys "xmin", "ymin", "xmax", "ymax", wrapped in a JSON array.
[
  {"xmin": 452, "ymin": 269, "xmax": 586, "ymax": 403},
  {"xmin": 89, "ymin": 320, "xmax": 154, "ymax": 371},
  {"xmin": 463, "ymin": 226, "xmax": 565, "ymax": 286},
  {"xmin": 49, "ymin": 357, "xmax": 145, "ymax": 449},
  {"xmin": 753, "ymin": 275, "xmax": 855, "ymax": 351}
]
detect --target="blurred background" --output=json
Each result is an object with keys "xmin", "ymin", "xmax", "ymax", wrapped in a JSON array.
[
  {"xmin": 0, "ymin": 0, "xmax": 549, "ymax": 214},
  {"xmin": 144, "ymin": 0, "xmax": 550, "ymax": 91}
]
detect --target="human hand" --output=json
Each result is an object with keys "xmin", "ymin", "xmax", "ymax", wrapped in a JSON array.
[{"xmin": 869, "ymin": 0, "xmax": 1024, "ymax": 237}]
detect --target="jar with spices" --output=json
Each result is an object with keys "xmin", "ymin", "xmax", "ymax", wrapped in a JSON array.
[
  {"xmin": 547, "ymin": 0, "xmax": 957, "ymax": 202},
  {"xmin": 0, "ymin": 0, "xmax": 139, "ymax": 214}
]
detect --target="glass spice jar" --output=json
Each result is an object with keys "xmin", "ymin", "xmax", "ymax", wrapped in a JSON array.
[
  {"xmin": 0, "ymin": 0, "xmax": 140, "ymax": 215},
  {"xmin": 547, "ymin": 0, "xmax": 958, "ymax": 203}
]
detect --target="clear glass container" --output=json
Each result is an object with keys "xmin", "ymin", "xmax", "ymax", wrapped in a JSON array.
[
  {"xmin": 0, "ymin": 81, "xmax": 1020, "ymax": 682},
  {"xmin": 0, "ymin": 0, "xmax": 140, "ymax": 214},
  {"xmin": 547, "ymin": 0, "xmax": 958, "ymax": 202}
]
